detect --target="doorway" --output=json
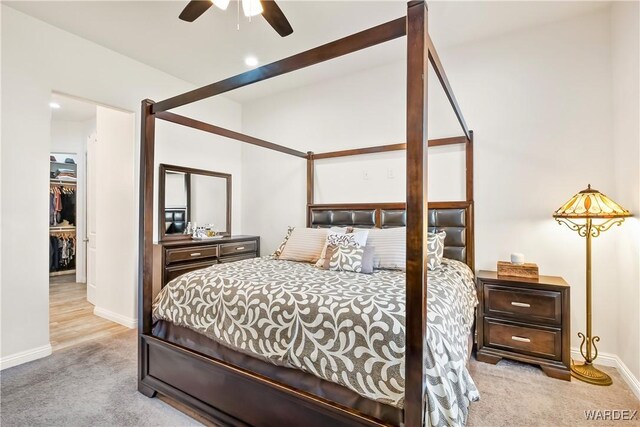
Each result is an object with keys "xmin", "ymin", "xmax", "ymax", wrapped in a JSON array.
[{"xmin": 49, "ymin": 93, "xmax": 134, "ymax": 351}]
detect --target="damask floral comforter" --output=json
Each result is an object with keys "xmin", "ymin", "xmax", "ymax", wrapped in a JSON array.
[{"xmin": 152, "ymin": 257, "xmax": 480, "ymax": 426}]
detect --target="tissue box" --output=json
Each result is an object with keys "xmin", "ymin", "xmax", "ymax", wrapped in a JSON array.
[{"xmin": 497, "ymin": 261, "xmax": 539, "ymax": 279}]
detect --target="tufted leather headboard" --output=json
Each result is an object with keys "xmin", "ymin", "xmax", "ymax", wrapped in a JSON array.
[
  {"xmin": 308, "ymin": 202, "xmax": 474, "ymax": 270},
  {"xmin": 165, "ymin": 208, "xmax": 187, "ymax": 234}
]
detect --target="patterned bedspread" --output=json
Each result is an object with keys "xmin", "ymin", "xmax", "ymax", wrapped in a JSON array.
[{"xmin": 153, "ymin": 257, "xmax": 480, "ymax": 426}]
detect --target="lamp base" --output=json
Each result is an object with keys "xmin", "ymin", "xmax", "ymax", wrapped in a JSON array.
[{"xmin": 570, "ymin": 360, "xmax": 613, "ymax": 386}]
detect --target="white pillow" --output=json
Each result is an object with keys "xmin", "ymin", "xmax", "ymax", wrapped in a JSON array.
[
  {"xmin": 314, "ymin": 229, "xmax": 369, "ymax": 268},
  {"xmin": 364, "ymin": 227, "xmax": 406, "ymax": 270},
  {"xmin": 278, "ymin": 227, "xmax": 331, "ymax": 263}
]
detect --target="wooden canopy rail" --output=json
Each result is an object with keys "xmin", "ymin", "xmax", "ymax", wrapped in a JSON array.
[
  {"xmin": 139, "ymin": 2, "xmax": 473, "ymax": 426},
  {"xmin": 312, "ymin": 135, "xmax": 468, "ymax": 160},
  {"xmin": 155, "ymin": 111, "xmax": 308, "ymax": 158},
  {"xmin": 151, "ymin": 17, "xmax": 407, "ymax": 113}
]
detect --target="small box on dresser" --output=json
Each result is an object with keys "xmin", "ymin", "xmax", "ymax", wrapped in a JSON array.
[{"xmin": 475, "ymin": 270, "xmax": 571, "ymax": 381}]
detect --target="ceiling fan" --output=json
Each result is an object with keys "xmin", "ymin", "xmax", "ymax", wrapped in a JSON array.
[{"xmin": 179, "ymin": 0, "xmax": 294, "ymax": 37}]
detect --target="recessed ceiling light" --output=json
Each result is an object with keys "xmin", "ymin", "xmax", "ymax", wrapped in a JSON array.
[
  {"xmin": 244, "ymin": 56, "xmax": 259, "ymax": 67},
  {"xmin": 49, "ymin": 102, "xmax": 61, "ymax": 109}
]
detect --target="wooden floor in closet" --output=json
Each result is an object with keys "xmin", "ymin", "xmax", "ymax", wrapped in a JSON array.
[{"xmin": 49, "ymin": 277, "xmax": 129, "ymax": 351}]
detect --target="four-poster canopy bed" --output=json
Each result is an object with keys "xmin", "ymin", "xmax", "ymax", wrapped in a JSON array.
[{"xmin": 138, "ymin": 2, "xmax": 475, "ymax": 426}]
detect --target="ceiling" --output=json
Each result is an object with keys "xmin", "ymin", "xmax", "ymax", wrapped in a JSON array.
[
  {"xmin": 8, "ymin": 1, "xmax": 609, "ymax": 103},
  {"xmin": 50, "ymin": 93, "xmax": 96, "ymax": 121}
]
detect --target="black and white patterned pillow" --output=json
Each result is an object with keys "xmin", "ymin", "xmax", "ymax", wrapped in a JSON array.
[
  {"xmin": 314, "ymin": 230, "xmax": 368, "ymax": 267},
  {"xmin": 328, "ymin": 244, "xmax": 366, "ymax": 273},
  {"xmin": 327, "ymin": 233, "xmax": 362, "ymax": 247},
  {"xmin": 427, "ymin": 231, "xmax": 446, "ymax": 270},
  {"xmin": 272, "ymin": 226, "xmax": 294, "ymax": 258}
]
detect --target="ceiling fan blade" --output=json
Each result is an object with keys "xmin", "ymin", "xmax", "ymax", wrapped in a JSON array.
[
  {"xmin": 260, "ymin": 0, "xmax": 293, "ymax": 37},
  {"xmin": 179, "ymin": 0, "xmax": 213, "ymax": 22}
]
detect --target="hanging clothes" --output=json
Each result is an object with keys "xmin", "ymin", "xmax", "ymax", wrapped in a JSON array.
[
  {"xmin": 49, "ymin": 192, "xmax": 56, "ymax": 226},
  {"xmin": 49, "ymin": 234, "xmax": 76, "ymax": 272},
  {"xmin": 49, "ymin": 185, "xmax": 75, "ymax": 226},
  {"xmin": 60, "ymin": 190, "xmax": 76, "ymax": 225}
]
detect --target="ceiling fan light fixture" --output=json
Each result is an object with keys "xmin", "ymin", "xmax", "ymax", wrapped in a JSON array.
[
  {"xmin": 212, "ymin": 0, "xmax": 230, "ymax": 10},
  {"xmin": 241, "ymin": 0, "xmax": 263, "ymax": 17}
]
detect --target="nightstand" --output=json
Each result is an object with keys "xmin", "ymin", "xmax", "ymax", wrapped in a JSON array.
[{"xmin": 475, "ymin": 270, "xmax": 571, "ymax": 380}]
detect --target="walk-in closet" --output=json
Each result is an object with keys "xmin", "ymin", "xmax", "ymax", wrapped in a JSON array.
[
  {"xmin": 50, "ymin": 154, "xmax": 78, "ymax": 278},
  {"xmin": 48, "ymin": 93, "xmax": 131, "ymax": 351}
]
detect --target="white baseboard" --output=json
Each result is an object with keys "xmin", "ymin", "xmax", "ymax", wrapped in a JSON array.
[
  {"xmin": 571, "ymin": 348, "xmax": 640, "ymax": 400},
  {"xmin": 0, "ymin": 343, "xmax": 52, "ymax": 371},
  {"xmin": 93, "ymin": 306, "xmax": 137, "ymax": 329}
]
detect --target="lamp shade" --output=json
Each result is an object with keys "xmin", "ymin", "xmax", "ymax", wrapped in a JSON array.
[{"xmin": 553, "ymin": 184, "xmax": 631, "ymax": 219}]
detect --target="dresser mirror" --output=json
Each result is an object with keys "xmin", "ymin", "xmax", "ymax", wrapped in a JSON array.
[{"xmin": 159, "ymin": 164, "xmax": 231, "ymax": 241}]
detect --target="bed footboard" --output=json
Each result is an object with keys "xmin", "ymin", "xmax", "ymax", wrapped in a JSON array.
[{"xmin": 140, "ymin": 335, "xmax": 391, "ymax": 427}]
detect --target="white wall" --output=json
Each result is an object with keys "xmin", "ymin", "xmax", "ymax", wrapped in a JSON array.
[
  {"xmin": 1, "ymin": 6, "xmax": 243, "ymax": 368},
  {"xmin": 241, "ymin": 9, "xmax": 624, "ymax": 360},
  {"xmin": 611, "ymin": 1, "xmax": 640, "ymax": 382},
  {"xmin": 50, "ymin": 117, "xmax": 96, "ymax": 283},
  {"xmin": 93, "ymin": 106, "xmax": 137, "ymax": 327}
]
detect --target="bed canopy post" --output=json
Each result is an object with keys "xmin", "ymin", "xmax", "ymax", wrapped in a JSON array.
[
  {"xmin": 466, "ymin": 130, "xmax": 475, "ymax": 271},
  {"xmin": 138, "ymin": 99, "xmax": 157, "ymax": 397},
  {"xmin": 405, "ymin": 2, "xmax": 429, "ymax": 427},
  {"xmin": 307, "ymin": 151, "xmax": 315, "ymax": 227}
]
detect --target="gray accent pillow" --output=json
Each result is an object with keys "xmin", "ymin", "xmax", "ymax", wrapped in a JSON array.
[
  {"xmin": 324, "ymin": 244, "xmax": 375, "ymax": 274},
  {"xmin": 427, "ymin": 231, "xmax": 446, "ymax": 270}
]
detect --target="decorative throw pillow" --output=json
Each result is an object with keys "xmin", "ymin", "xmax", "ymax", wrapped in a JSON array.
[
  {"xmin": 272, "ymin": 226, "xmax": 294, "ymax": 258},
  {"xmin": 363, "ymin": 227, "xmax": 406, "ymax": 270},
  {"xmin": 278, "ymin": 227, "xmax": 331, "ymax": 263},
  {"xmin": 326, "ymin": 244, "xmax": 375, "ymax": 274},
  {"xmin": 427, "ymin": 231, "xmax": 446, "ymax": 270},
  {"xmin": 314, "ymin": 230, "xmax": 369, "ymax": 268}
]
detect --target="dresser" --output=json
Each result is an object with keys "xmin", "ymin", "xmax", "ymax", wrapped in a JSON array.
[
  {"xmin": 475, "ymin": 270, "xmax": 571, "ymax": 380},
  {"xmin": 155, "ymin": 235, "xmax": 260, "ymax": 287}
]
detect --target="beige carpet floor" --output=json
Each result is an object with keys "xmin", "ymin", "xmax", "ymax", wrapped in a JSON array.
[
  {"xmin": 467, "ymin": 357, "xmax": 639, "ymax": 427},
  {"xmin": 1, "ymin": 329, "xmax": 638, "ymax": 426}
]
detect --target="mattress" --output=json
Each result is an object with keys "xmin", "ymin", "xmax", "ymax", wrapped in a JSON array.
[{"xmin": 152, "ymin": 257, "xmax": 480, "ymax": 427}]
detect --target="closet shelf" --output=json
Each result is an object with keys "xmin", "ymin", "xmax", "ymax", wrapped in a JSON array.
[
  {"xmin": 50, "ymin": 226, "xmax": 76, "ymax": 232},
  {"xmin": 50, "ymin": 161, "xmax": 77, "ymax": 167}
]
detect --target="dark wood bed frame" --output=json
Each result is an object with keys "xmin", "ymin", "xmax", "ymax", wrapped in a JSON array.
[{"xmin": 139, "ymin": 2, "xmax": 473, "ymax": 426}]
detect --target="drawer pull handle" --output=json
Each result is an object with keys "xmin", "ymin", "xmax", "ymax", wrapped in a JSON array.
[
  {"xmin": 190, "ymin": 252, "xmax": 202, "ymax": 257},
  {"xmin": 511, "ymin": 301, "xmax": 530, "ymax": 308},
  {"xmin": 236, "ymin": 246, "xmax": 245, "ymax": 251},
  {"xmin": 511, "ymin": 335, "xmax": 531, "ymax": 343}
]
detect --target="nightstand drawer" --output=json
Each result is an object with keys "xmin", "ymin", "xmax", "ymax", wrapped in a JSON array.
[
  {"xmin": 166, "ymin": 245, "xmax": 219, "ymax": 264},
  {"xmin": 220, "ymin": 240, "xmax": 257, "ymax": 256},
  {"xmin": 484, "ymin": 318, "xmax": 562, "ymax": 361},
  {"xmin": 484, "ymin": 284, "xmax": 562, "ymax": 325}
]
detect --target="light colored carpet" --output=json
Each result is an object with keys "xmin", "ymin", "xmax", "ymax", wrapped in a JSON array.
[
  {"xmin": 467, "ymin": 358, "xmax": 639, "ymax": 427},
  {"xmin": 1, "ymin": 329, "xmax": 638, "ymax": 426},
  {"xmin": 1, "ymin": 330, "xmax": 202, "ymax": 427}
]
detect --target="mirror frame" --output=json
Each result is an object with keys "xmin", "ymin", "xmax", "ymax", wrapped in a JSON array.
[{"xmin": 158, "ymin": 163, "xmax": 232, "ymax": 241}]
